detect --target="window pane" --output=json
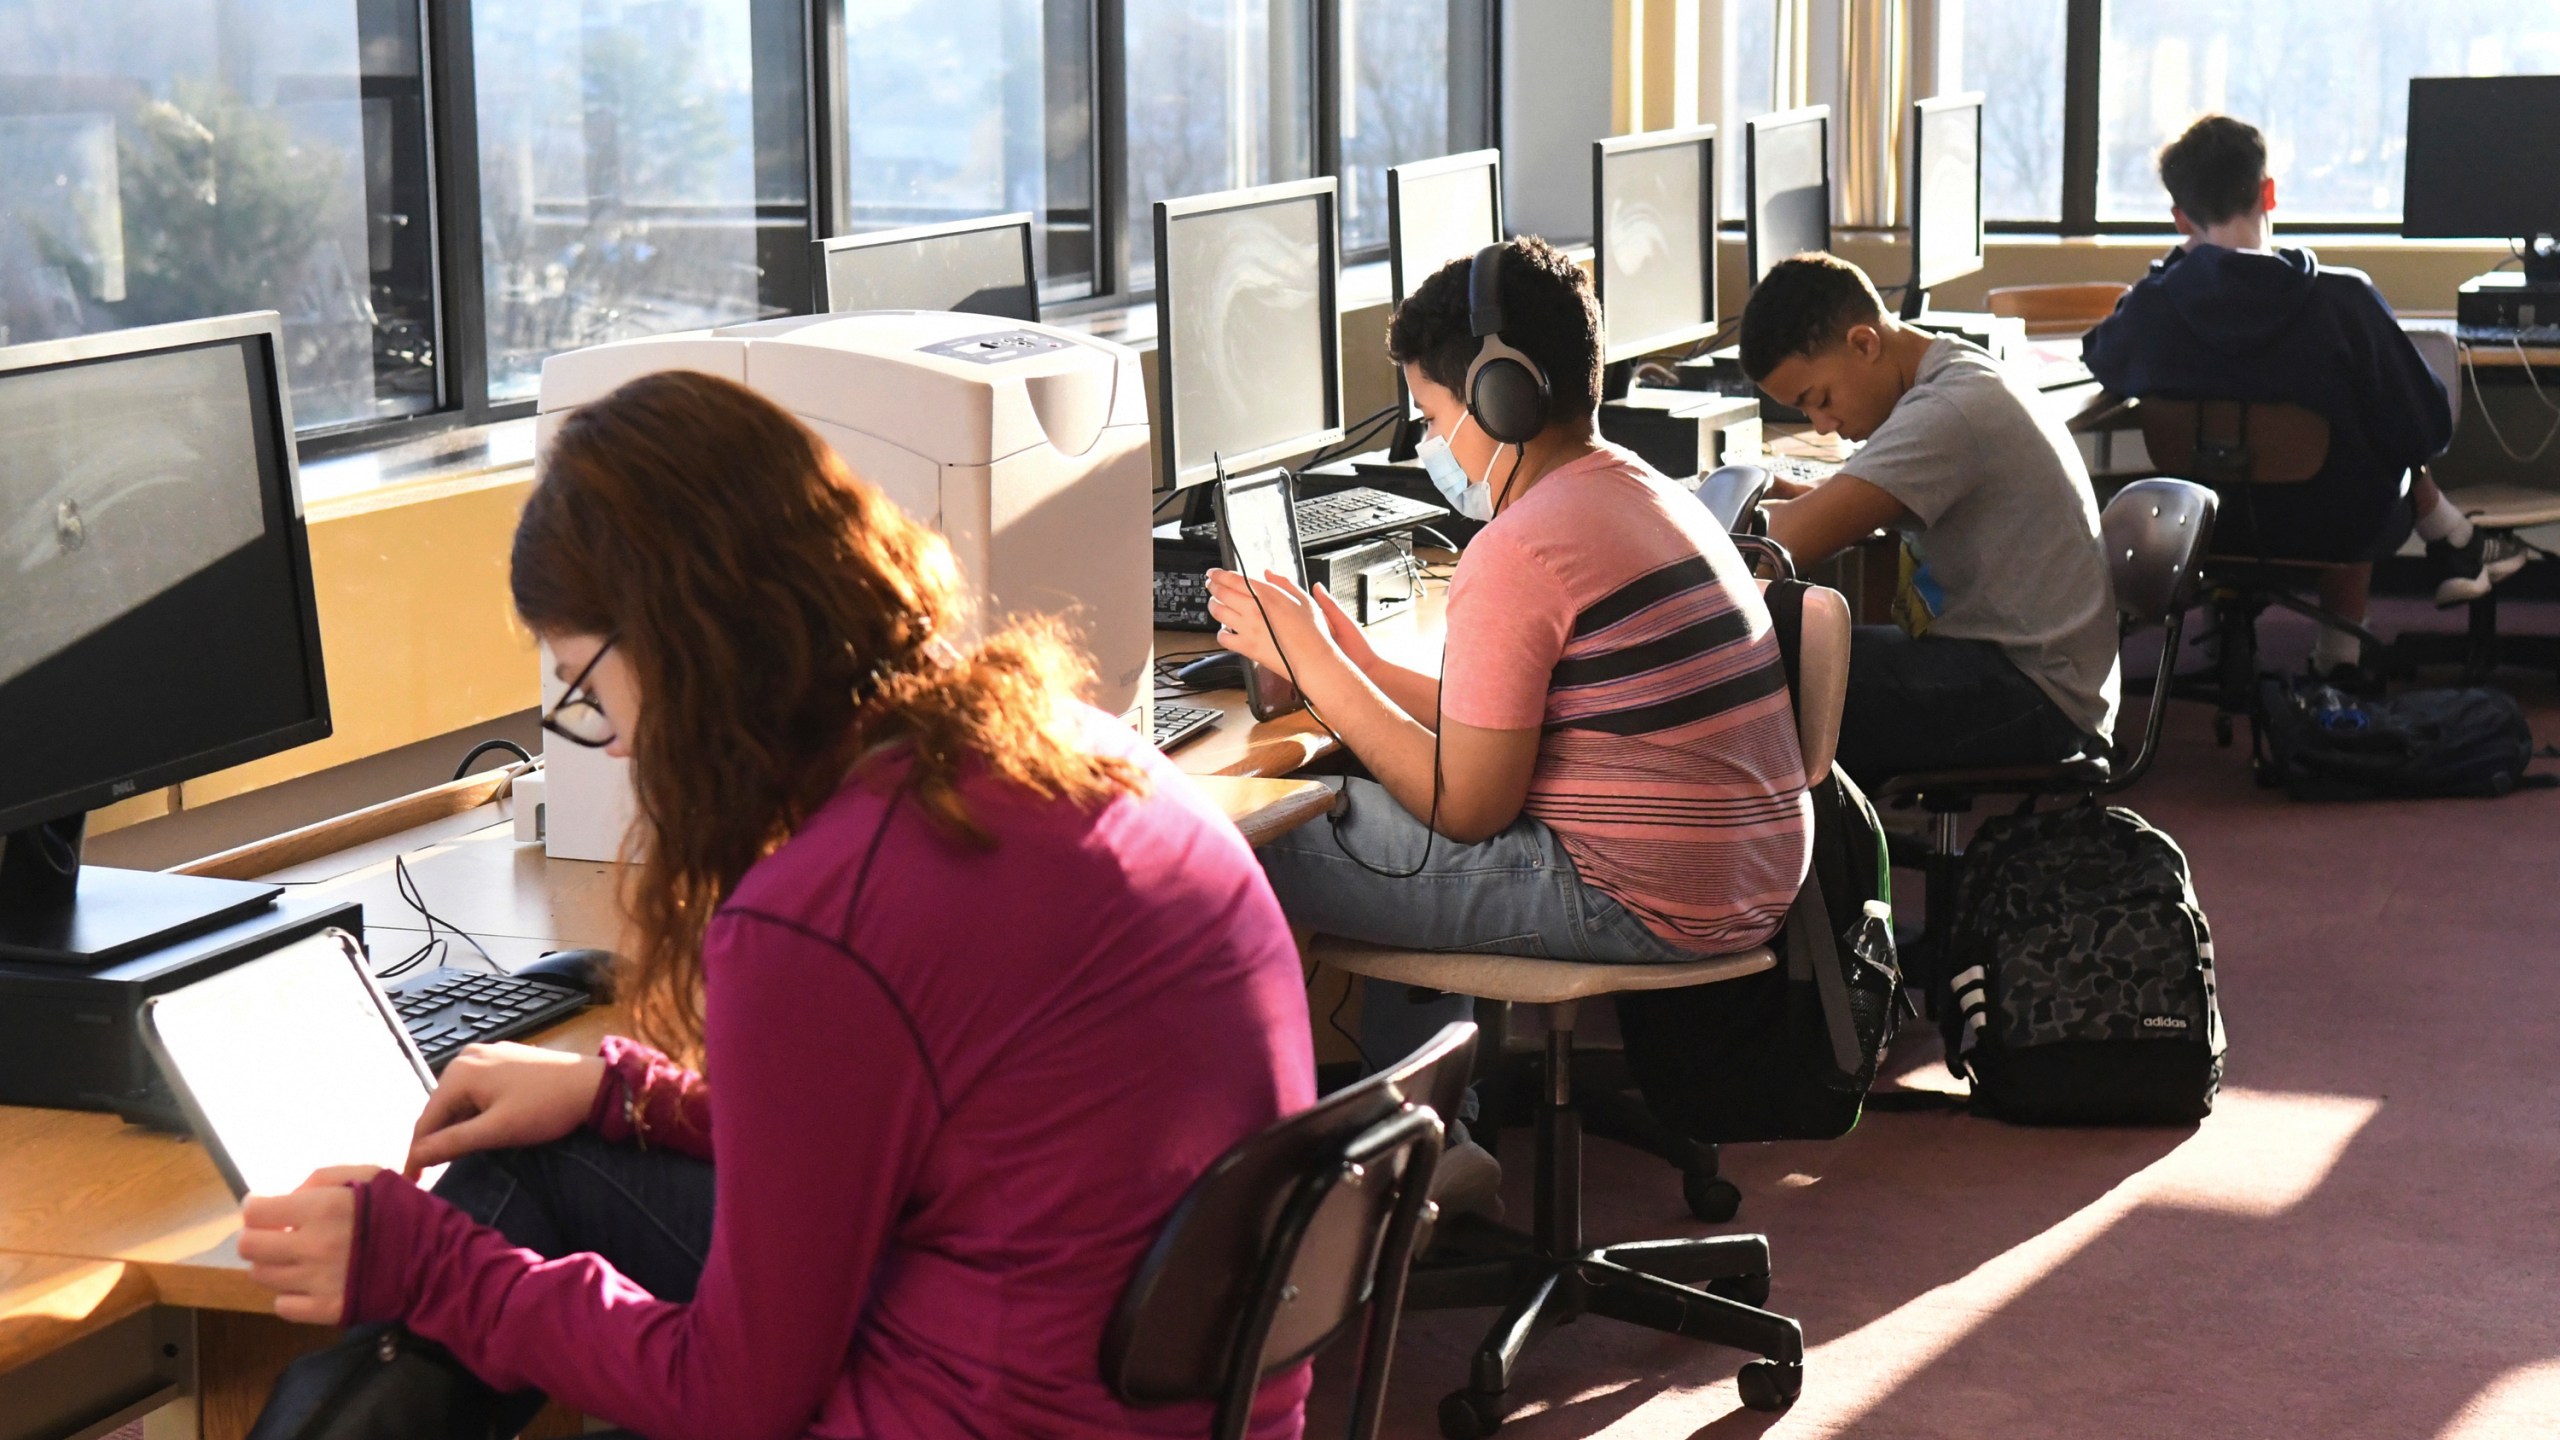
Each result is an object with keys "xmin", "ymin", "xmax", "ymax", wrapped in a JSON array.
[
  {"xmin": 1340, "ymin": 0, "xmax": 1451, "ymax": 255},
  {"xmin": 474, "ymin": 0, "xmax": 803, "ymax": 402},
  {"xmin": 841, "ymin": 0, "xmax": 1097, "ymax": 302},
  {"xmin": 1124, "ymin": 0, "xmax": 1315, "ymax": 288},
  {"xmin": 2099, "ymin": 1, "xmax": 2560, "ymax": 223},
  {"xmin": 1944, "ymin": 0, "xmax": 2066, "ymax": 223},
  {"xmin": 1721, "ymin": 0, "xmax": 1776, "ymax": 219},
  {"xmin": 0, "ymin": 0, "xmax": 437, "ymax": 429}
]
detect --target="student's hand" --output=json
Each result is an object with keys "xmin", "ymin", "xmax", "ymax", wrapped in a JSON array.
[
  {"xmin": 240, "ymin": 1165, "xmax": 381, "ymax": 1325},
  {"xmin": 405, "ymin": 1043, "xmax": 608, "ymax": 1177},
  {"xmin": 1205, "ymin": 568, "xmax": 1345, "ymax": 680}
]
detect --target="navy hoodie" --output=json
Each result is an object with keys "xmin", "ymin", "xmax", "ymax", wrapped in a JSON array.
[{"xmin": 2082, "ymin": 244, "xmax": 2453, "ymax": 558}]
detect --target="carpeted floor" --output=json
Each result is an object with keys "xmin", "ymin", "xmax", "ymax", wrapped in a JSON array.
[{"xmin": 1311, "ymin": 602, "xmax": 2560, "ymax": 1440}]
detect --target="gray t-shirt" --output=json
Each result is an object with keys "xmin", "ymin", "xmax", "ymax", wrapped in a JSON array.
[{"xmin": 1845, "ymin": 337, "xmax": 2119, "ymax": 739}]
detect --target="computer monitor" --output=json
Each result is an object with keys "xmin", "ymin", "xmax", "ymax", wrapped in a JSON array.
[
  {"xmin": 1152, "ymin": 177, "xmax": 1346, "ymax": 492},
  {"xmin": 814, "ymin": 213, "xmax": 1040, "ymax": 321},
  {"xmin": 1593, "ymin": 126, "xmax": 1719, "ymax": 364},
  {"xmin": 1388, "ymin": 150, "xmax": 1504, "ymax": 303},
  {"xmin": 2405, "ymin": 75, "xmax": 2560, "ymax": 281},
  {"xmin": 1903, "ymin": 93, "xmax": 1985, "ymax": 318},
  {"xmin": 0, "ymin": 312, "xmax": 330, "ymax": 963},
  {"xmin": 1747, "ymin": 105, "xmax": 1832, "ymax": 285},
  {"xmin": 1386, "ymin": 150, "xmax": 1505, "ymax": 449}
]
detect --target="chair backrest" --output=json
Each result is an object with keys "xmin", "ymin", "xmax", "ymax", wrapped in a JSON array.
[
  {"xmin": 1984, "ymin": 282, "xmax": 2130, "ymax": 336},
  {"xmin": 1102, "ymin": 1022, "xmax": 1477, "ymax": 1439},
  {"xmin": 2100, "ymin": 478, "xmax": 2217, "ymax": 626},
  {"xmin": 1697, "ymin": 463, "xmax": 1774, "ymax": 533},
  {"xmin": 2095, "ymin": 478, "xmax": 2216, "ymax": 792},
  {"xmin": 1793, "ymin": 585, "xmax": 1852, "ymax": 779},
  {"xmin": 2135, "ymin": 398, "xmax": 2329, "ymax": 487}
]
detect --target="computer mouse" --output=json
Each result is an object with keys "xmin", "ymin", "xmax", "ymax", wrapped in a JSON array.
[
  {"xmin": 1173, "ymin": 651, "xmax": 1247, "ymax": 690},
  {"xmin": 517, "ymin": 947, "xmax": 615, "ymax": 998}
]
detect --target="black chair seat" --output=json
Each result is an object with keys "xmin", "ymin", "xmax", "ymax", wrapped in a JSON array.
[{"xmin": 1877, "ymin": 752, "xmax": 2112, "ymax": 799}]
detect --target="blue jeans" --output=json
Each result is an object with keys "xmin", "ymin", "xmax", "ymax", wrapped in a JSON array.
[
  {"xmin": 426, "ymin": 1131, "xmax": 716, "ymax": 1438},
  {"xmin": 1257, "ymin": 777, "xmax": 1715, "ymax": 1080}
]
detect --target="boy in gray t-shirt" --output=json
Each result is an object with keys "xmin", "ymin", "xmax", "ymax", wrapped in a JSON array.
[{"xmin": 1740, "ymin": 253, "xmax": 2118, "ymax": 788}]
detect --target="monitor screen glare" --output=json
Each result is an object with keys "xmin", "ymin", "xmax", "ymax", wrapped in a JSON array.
[
  {"xmin": 1600, "ymin": 140, "xmax": 1711, "ymax": 357},
  {"xmin": 1164, "ymin": 198, "xmax": 1333, "ymax": 482}
]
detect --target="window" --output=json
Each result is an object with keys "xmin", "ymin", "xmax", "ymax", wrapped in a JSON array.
[
  {"xmin": 1720, "ymin": 0, "xmax": 1777, "ymax": 219},
  {"xmin": 840, "ymin": 0, "xmax": 1098, "ymax": 302},
  {"xmin": 1123, "ymin": 0, "xmax": 1315, "ymax": 287},
  {"xmin": 1943, "ymin": 0, "xmax": 2068, "ymax": 224},
  {"xmin": 0, "ymin": 0, "xmax": 437, "ymax": 430},
  {"xmin": 0, "ymin": 1, "xmax": 1485, "ymax": 443},
  {"xmin": 1338, "ymin": 0, "xmax": 1454, "ymax": 254},
  {"xmin": 472, "ymin": 0, "xmax": 808, "ymax": 403},
  {"xmin": 2097, "ymin": 1, "xmax": 2560, "ymax": 224}
]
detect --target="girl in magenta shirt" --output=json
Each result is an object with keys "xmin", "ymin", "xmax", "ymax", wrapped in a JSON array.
[{"xmin": 237, "ymin": 372, "xmax": 1315, "ymax": 1439}]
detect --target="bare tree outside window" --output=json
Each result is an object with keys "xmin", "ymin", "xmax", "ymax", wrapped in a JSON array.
[
  {"xmin": 1944, "ymin": 0, "xmax": 2066, "ymax": 223},
  {"xmin": 2098, "ymin": 1, "xmax": 2560, "ymax": 223},
  {"xmin": 1721, "ymin": 0, "xmax": 1777, "ymax": 219},
  {"xmin": 1340, "ymin": 0, "xmax": 1452, "ymax": 254},
  {"xmin": 1124, "ymin": 0, "xmax": 1313, "ymax": 288}
]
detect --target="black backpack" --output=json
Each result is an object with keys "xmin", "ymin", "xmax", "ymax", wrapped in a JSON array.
[
  {"xmin": 1942, "ymin": 801, "xmax": 2223, "ymax": 1125},
  {"xmin": 2254, "ymin": 676, "xmax": 2550, "ymax": 800},
  {"xmin": 1617, "ymin": 580, "xmax": 1902, "ymax": 1144}
]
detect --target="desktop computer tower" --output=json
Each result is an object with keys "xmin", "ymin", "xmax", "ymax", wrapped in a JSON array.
[
  {"xmin": 0, "ymin": 895, "xmax": 362, "ymax": 1123},
  {"xmin": 2458, "ymin": 272, "xmax": 2560, "ymax": 332},
  {"xmin": 1597, "ymin": 393, "xmax": 1764, "ymax": 485}
]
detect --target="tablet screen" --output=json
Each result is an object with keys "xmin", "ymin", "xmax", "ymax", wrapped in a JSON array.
[{"xmin": 144, "ymin": 930, "xmax": 441, "ymax": 1197}]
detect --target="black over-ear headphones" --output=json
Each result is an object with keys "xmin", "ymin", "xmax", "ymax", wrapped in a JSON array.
[{"xmin": 1463, "ymin": 242, "xmax": 1552, "ymax": 447}]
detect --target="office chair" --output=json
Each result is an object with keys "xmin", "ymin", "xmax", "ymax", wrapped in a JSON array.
[
  {"xmin": 2391, "ymin": 326, "xmax": 2560, "ymax": 682},
  {"xmin": 1984, "ymin": 281, "xmax": 2130, "ymax": 338},
  {"xmin": 2131, "ymin": 398, "xmax": 2380, "ymax": 745},
  {"xmin": 1103, "ymin": 1022, "xmax": 1476, "ymax": 1440},
  {"xmin": 1306, "ymin": 587, "xmax": 1851, "ymax": 1435},
  {"xmin": 1875, "ymin": 478, "xmax": 2216, "ymax": 997}
]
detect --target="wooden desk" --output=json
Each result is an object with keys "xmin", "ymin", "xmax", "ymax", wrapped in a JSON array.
[{"xmin": 0, "ymin": 770, "xmax": 1328, "ymax": 1438}]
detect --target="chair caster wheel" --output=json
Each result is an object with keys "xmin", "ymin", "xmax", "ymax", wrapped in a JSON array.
[
  {"xmin": 1682, "ymin": 1172, "xmax": 1741, "ymax": 1223},
  {"xmin": 1438, "ymin": 1387, "xmax": 1507, "ymax": 1438},
  {"xmin": 1708, "ymin": 1270, "xmax": 1772, "ymax": 1308},
  {"xmin": 1737, "ymin": 1360, "xmax": 1803, "ymax": 1412}
]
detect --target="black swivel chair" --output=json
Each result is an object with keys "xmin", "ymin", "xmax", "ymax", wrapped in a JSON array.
[
  {"xmin": 1876, "ymin": 478, "xmax": 2218, "ymax": 994},
  {"xmin": 1103, "ymin": 1022, "xmax": 1477, "ymax": 1440}
]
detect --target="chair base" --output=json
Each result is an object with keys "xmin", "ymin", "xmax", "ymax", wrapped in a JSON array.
[
  {"xmin": 1473, "ymin": 1041, "xmax": 1741, "ymax": 1223},
  {"xmin": 1409, "ymin": 1217, "xmax": 1803, "ymax": 1436},
  {"xmin": 2388, "ymin": 583, "xmax": 2560, "ymax": 686}
]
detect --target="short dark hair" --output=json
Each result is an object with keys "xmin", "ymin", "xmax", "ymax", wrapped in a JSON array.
[
  {"xmin": 1738, "ymin": 253, "xmax": 1885, "ymax": 381},
  {"xmin": 2158, "ymin": 115, "xmax": 2266, "ymax": 227},
  {"xmin": 1387, "ymin": 235, "xmax": 1602, "ymax": 424}
]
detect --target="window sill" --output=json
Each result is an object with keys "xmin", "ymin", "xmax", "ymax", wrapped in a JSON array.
[{"xmin": 298, "ymin": 418, "xmax": 539, "ymax": 510}]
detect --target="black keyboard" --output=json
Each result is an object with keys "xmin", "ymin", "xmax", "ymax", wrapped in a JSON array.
[
  {"xmin": 389, "ymin": 966, "xmax": 592, "ymax": 1071},
  {"xmin": 1150, "ymin": 703, "xmax": 1222, "ymax": 753},
  {"xmin": 2458, "ymin": 323, "xmax": 2560, "ymax": 348},
  {"xmin": 1179, "ymin": 485, "xmax": 1450, "ymax": 552}
]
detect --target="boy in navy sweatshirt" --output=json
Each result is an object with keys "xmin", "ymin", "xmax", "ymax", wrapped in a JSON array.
[{"xmin": 2083, "ymin": 114, "xmax": 2524, "ymax": 680}]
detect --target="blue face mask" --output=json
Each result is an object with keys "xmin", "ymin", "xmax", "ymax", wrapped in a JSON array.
[{"xmin": 1416, "ymin": 413, "xmax": 1498, "ymax": 521}]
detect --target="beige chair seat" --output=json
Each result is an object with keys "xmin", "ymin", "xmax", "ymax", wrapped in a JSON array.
[
  {"xmin": 1309, "ymin": 937, "xmax": 1773, "ymax": 1008},
  {"xmin": 2441, "ymin": 483, "xmax": 2560, "ymax": 531}
]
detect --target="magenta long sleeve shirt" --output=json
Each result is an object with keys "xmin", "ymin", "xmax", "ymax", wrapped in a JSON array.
[{"xmin": 346, "ymin": 718, "xmax": 1317, "ymax": 1439}]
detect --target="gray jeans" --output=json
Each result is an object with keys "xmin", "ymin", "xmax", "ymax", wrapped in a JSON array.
[{"xmin": 1258, "ymin": 777, "xmax": 1714, "ymax": 1078}]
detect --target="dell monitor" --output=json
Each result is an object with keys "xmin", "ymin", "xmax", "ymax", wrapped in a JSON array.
[
  {"xmin": 2405, "ymin": 76, "xmax": 2560, "ymax": 283},
  {"xmin": 1903, "ymin": 93, "xmax": 1985, "ymax": 318},
  {"xmin": 1747, "ymin": 105, "xmax": 1832, "ymax": 285},
  {"xmin": 1386, "ymin": 150, "xmax": 1505, "ymax": 453},
  {"xmin": 815, "ymin": 213, "xmax": 1040, "ymax": 321},
  {"xmin": 1594, "ymin": 125, "xmax": 1720, "ymax": 364},
  {"xmin": 1152, "ymin": 177, "xmax": 1346, "ymax": 492},
  {"xmin": 0, "ymin": 312, "xmax": 329, "ymax": 963}
]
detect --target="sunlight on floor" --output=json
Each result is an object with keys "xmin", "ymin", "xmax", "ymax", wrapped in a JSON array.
[
  {"xmin": 1591, "ymin": 1086, "xmax": 2380, "ymax": 1436},
  {"xmin": 2431, "ymin": 1358, "xmax": 2560, "ymax": 1439}
]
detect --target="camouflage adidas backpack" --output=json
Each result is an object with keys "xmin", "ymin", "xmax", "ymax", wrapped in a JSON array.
[{"xmin": 1941, "ymin": 801, "xmax": 2224, "ymax": 1125}]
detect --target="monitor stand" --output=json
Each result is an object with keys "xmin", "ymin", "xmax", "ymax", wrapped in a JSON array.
[{"xmin": 0, "ymin": 814, "xmax": 282, "ymax": 967}]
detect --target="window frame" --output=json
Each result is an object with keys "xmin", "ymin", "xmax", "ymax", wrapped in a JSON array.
[{"xmin": 283, "ymin": 0, "xmax": 1493, "ymax": 455}]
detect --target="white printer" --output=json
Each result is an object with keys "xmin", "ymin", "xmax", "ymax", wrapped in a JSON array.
[{"xmin": 529, "ymin": 311, "xmax": 1153, "ymax": 862}]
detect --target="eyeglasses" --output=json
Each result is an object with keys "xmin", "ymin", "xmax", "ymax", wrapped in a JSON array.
[{"xmin": 542, "ymin": 639, "xmax": 618, "ymax": 749}]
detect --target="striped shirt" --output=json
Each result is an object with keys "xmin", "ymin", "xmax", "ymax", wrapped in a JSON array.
[{"xmin": 1441, "ymin": 446, "xmax": 1811, "ymax": 952}]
